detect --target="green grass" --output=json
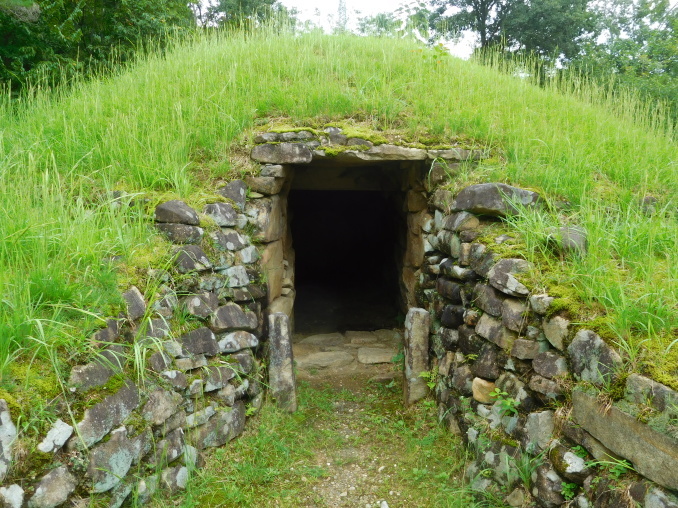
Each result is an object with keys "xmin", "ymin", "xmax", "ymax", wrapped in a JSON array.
[
  {"xmin": 147, "ymin": 381, "xmax": 478, "ymax": 507},
  {"xmin": 0, "ymin": 23, "xmax": 676, "ymax": 385}
]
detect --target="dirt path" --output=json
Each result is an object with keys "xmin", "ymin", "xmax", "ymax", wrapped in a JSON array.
[
  {"xmin": 161, "ymin": 328, "xmax": 469, "ymax": 508},
  {"xmin": 290, "ymin": 329, "xmax": 405, "ymax": 508}
]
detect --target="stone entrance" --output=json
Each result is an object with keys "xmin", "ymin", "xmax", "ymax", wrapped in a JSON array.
[
  {"xmin": 289, "ymin": 189, "xmax": 401, "ymax": 334},
  {"xmin": 248, "ymin": 127, "xmax": 486, "ymax": 337}
]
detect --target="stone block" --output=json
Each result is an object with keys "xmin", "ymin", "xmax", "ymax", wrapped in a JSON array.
[
  {"xmin": 487, "ymin": 258, "xmax": 531, "ymax": 297},
  {"xmin": 531, "ymin": 465, "xmax": 564, "ymax": 507},
  {"xmin": 188, "ymin": 402, "xmax": 245, "ymax": 450},
  {"xmin": 573, "ymin": 390, "xmax": 678, "ymax": 491},
  {"xmin": 251, "ymin": 143, "xmax": 313, "ymax": 164},
  {"xmin": 217, "ymin": 180, "xmax": 247, "ymax": 210},
  {"xmin": 262, "ymin": 240, "xmax": 284, "ymax": 303},
  {"xmin": 217, "ymin": 331, "xmax": 259, "ymax": 353},
  {"xmin": 260, "ymin": 164, "xmax": 287, "ymax": 177},
  {"xmin": 179, "ymin": 327, "xmax": 219, "ymax": 357},
  {"xmin": 245, "ymin": 176, "xmax": 284, "ymax": 195},
  {"xmin": 442, "ymin": 211, "xmax": 480, "ymax": 232},
  {"xmin": 452, "ymin": 365, "xmax": 474, "ymax": 395},
  {"xmin": 501, "ymin": 298, "xmax": 529, "ymax": 333},
  {"xmin": 452, "ymin": 183, "xmax": 541, "ymax": 217},
  {"xmin": 203, "ymin": 366, "xmax": 237, "ymax": 391},
  {"xmin": 524, "ymin": 411, "xmax": 554, "ymax": 452},
  {"xmin": 473, "ymin": 283, "xmax": 504, "ymax": 316},
  {"xmin": 71, "ymin": 381, "xmax": 139, "ymax": 449},
  {"xmin": 440, "ymin": 305, "xmax": 465, "ymax": 328},
  {"xmin": 469, "ymin": 242, "xmax": 496, "ymax": 278},
  {"xmin": 142, "ymin": 389, "xmax": 182, "ymax": 426},
  {"xmin": 567, "ymin": 330, "xmax": 622, "ymax": 386},
  {"xmin": 472, "ymin": 377, "xmax": 495, "ymax": 403},
  {"xmin": 210, "ymin": 303, "xmax": 256, "ymax": 332},
  {"xmin": 533, "ymin": 351, "xmax": 568, "ymax": 379},
  {"xmin": 37, "ymin": 419, "xmax": 73, "ymax": 454},
  {"xmin": 0, "ymin": 485, "xmax": 23, "ymax": 508},
  {"xmin": 543, "ymin": 315, "xmax": 569, "ymax": 350},
  {"xmin": 436, "ymin": 279, "xmax": 462, "ymax": 303},
  {"xmin": 183, "ymin": 292, "xmax": 219, "ymax": 319},
  {"xmin": 245, "ymin": 195, "xmax": 283, "ymax": 243},
  {"xmin": 404, "ymin": 308, "xmax": 430, "ymax": 406},
  {"xmin": 87, "ymin": 427, "xmax": 135, "ymax": 493},
  {"xmin": 203, "ymin": 202, "xmax": 237, "ymax": 227},
  {"xmin": 431, "ymin": 189, "xmax": 455, "ymax": 213},
  {"xmin": 529, "ymin": 294, "xmax": 554, "ymax": 315},
  {"xmin": 160, "ymin": 466, "xmax": 189, "ymax": 493},
  {"xmin": 476, "ymin": 314, "xmax": 517, "ymax": 349},
  {"xmin": 174, "ymin": 245, "xmax": 212, "ymax": 273},
  {"xmin": 122, "ymin": 286, "xmax": 145, "ymax": 321},
  {"xmin": 473, "ymin": 343, "xmax": 503, "ymax": 381},
  {"xmin": 268, "ymin": 313, "xmax": 297, "ymax": 412},
  {"xmin": 625, "ymin": 374, "xmax": 678, "ymax": 412},
  {"xmin": 27, "ymin": 466, "xmax": 76, "ymax": 508},
  {"xmin": 223, "ymin": 265, "xmax": 250, "ymax": 288},
  {"xmin": 155, "ymin": 200, "xmax": 199, "ymax": 225},
  {"xmin": 156, "ymin": 223, "xmax": 204, "ymax": 244},
  {"xmin": 510, "ymin": 339, "xmax": 540, "ymax": 360},
  {"xmin": 528, "ymin": 375, "xmax": 561, "ymax": 399},
  {"xmin": 175, "ymin": 355, "xmax": 208, "ymax": 371},
  {"xmin": 68, "ymin": 345, "xmax": 126, "ymax": 392},
  {"xmin": 549, "ymin": 440, "xmax": 591, "ymax": 483},
  {"xmin": 212, "ymin": 228, "xmax": 247, "ymax": 251},
  {"xmin": 440, "ymin": 259, "xmax": 477, "ymax": 281},
  {"xmin": 458, "ymin": 325, "xmax": 485, "ymax": 355}
]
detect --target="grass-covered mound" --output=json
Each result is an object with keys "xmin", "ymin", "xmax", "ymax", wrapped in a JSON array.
[{"xmin": 0, "ymin": 26, "xmax": 675, "ymax": 399}]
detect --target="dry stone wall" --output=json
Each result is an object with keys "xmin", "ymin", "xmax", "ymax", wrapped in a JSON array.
[
  {"xmin": 421, "ymin": 184, "xmax": 678, "ymax": 507},
  {"xmin": 2, "ymin": 126, "xmax": 676, "ymax": 508},
  {"xmin": 0, "ymin": 192, "xmax": 269, "ymax": 507}
]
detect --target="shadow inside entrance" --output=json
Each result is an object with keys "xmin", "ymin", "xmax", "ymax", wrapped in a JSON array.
[{"xmin": 289, "ymin": 189, "xmax": 401, "ymax": 335}]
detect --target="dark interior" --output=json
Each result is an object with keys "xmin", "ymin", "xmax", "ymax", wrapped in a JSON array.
[{"xmin": 289, "ymin": 189, "xmax": 402, "ymax": 334}]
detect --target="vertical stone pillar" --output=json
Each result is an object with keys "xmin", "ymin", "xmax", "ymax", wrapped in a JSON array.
[
  {"xmin": 268, "ymin": 313, "xmax": 297, "ymax": 412},
  {"xmin": 404, "ymin": 307, "xmax": 431, "ymax": 406}
]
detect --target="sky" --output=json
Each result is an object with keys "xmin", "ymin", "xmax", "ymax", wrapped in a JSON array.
[{"xmin": 278, "ymin": 0, "xmax": 476, "ymax": 58}]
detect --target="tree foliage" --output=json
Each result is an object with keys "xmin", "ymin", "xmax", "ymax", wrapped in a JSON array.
[
  {"xmin": 1, "ymin": 0, "xmax": 195, "ymax": 91},
  {"xmin": 572, "ymin": 0, "xmax": 677, "ymax": 114},
  {"xmin": 193, "ymin": 0, "xmax": 287, "ymax": 27},
  {"xmin": 430, "ymin": 0, "xmax": 597, "ymax": 59}
]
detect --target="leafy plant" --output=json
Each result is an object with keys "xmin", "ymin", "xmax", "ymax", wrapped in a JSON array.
[
  {"xmin": 561, "ymin": 481, "xmax": 578, "ymax": 500},
  {"xmin": 507, "ymin": 449, "xmax": 544, "ymax": 490},
  {"xmin": 490, "ymin": 388, "xmax": 519, "ymax": 416},
  {"xmin": 585, "ymin": 458, "xmax": 635, "ymax": 479},
  {"xmin": 419, "ymin": 367, "xmax": 439, "ymax": 390}
]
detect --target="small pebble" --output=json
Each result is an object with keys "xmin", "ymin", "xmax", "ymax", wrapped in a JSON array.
[{"xmin": 378, "ymin": 466, "xmax": 386, "ymax": 473}]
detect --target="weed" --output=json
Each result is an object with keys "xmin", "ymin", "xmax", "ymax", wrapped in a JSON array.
[
  {"xmin": 561, "ymin": 481, "xmax": 578, "ymax": 500},
  {"xmin": 490, "ymin": 388, "xmax": 519, "ymax": 417}
]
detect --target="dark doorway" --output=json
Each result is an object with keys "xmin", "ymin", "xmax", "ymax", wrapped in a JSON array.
[{"xmin": 289, "ymin": 189, "xmax": 402, "ymax": 334}]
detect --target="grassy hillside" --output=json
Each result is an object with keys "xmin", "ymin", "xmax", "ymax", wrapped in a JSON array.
[{"xmin": 0, "ymin": 27, "xmax": 676, "ymax": 387}]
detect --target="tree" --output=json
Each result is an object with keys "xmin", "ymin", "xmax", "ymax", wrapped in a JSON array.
[
  {"xmin": 197, "ymin": 0, "xmax": 281, "ymax": 26},
  {"xmin": 357, "ymin": 12, "xmax": 401, "ymax": 36},
  {"xmin": 430, "ymin": 0, "xmax": 597, "ymax": 59},
  {"xmin": 572, "ymin": 0, "xmax": 677, "ymax": 117},
  {"xmin": 0, "ymin": 0, "xmax": 195, "ymax": 91}
]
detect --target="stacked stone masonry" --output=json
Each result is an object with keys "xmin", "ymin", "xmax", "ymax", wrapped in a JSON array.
[
  {"xmin": 423, "ymin": 184, "xmax": 678, "ymax": 507},
  {"xmin": 0, "ymin": 191, "xmax": 268, "ymax": 507},
  {"xmin": 1, "ymin": 127, "xmax": 677, "ymax": 507}
]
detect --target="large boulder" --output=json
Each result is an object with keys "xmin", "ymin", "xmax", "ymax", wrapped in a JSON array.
[
  {"xmin": 452, "ymin": 183, "xmax": 541, "ymax": 217},
  {"xmin": 487, "ymin": 258, "xmax": 531, "ymax": 297},
  {"xmin": 155, "ymin": 200, "xmax": 199, "ymax": 225},
  {"xmin": 573, "ymin": 390, "xmax": 678, "ymax": 491},
  {"xmin": 567, "ymin": 330, "xmax": 622, "ymax": 386},
  {"xmin": 251, "ymin": 143, "xmax": 313, "ymax": 164}
]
